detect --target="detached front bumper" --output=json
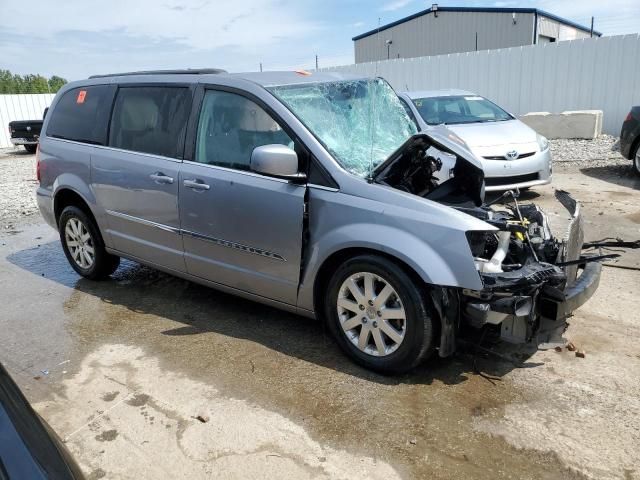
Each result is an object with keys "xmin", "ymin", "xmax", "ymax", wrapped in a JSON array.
[
  {"xmin": 464, "ymin": 260, "xmax": 601, "ymax": 345},
  {"xmin": 539, "ymin": 261, "xmax": 601, "ymax": 322}
]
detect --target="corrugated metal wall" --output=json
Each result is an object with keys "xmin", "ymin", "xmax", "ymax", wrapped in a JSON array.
[
  {"xmin": 328, "ymin": 34, "xmax": 640, "ymax": 135},
  {"xmin": 355, "ymin": 11, "xmax": 536, "ymax": 63},
  {"xmin": 0, "ymin": 94, "xmax": 55, "ymax": 148},
  {"xmin": 537, "ymin": 16, "xmax": 592, "ymax": 41}
]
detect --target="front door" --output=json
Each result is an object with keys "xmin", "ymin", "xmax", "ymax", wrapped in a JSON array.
[
  {"xmin": 179, "ymin": 89, "xmax": 305, "ymax": 305},
  {"xmin": 92, "ymin": 85, "xmax": 192, "ymax": 272}
]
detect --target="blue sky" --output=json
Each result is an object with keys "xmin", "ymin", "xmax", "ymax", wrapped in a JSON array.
[{"xmin": 1, "ymin": 0, "xmax": 638, "ymax": 80}]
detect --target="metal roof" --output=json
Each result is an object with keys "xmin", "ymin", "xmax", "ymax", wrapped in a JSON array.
[{"xmin": 352, "ymin": 7, "xmax": 602, "ymax": 41}]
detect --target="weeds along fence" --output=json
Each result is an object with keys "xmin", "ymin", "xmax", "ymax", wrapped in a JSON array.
[{"xmin": 323, "ymin": 34, "xmax": 640, "ymax": 135}]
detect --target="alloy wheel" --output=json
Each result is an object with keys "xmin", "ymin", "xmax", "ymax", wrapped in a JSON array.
[
  {"xmin": 336, "ymin": 272, "xmax": 406, "ymax": 356},
  {"xmin": 64, "ymin": 217, "xmax": 95, "ymax": 269}
]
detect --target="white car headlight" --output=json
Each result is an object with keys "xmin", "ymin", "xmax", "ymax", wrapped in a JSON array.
[{"xmin": 537, "ymin": 134, "xmax": 549, "ymax": 152}]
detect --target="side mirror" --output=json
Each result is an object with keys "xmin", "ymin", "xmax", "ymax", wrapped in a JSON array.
[{"xmin": 250, "ymin": 144, "xmax": 306, "ymax": 182}]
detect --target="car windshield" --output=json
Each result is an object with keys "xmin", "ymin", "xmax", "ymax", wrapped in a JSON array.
[
  {"xmin": 412, "ymin": 95, "xmax": 513, "ymax": 126},
  {"xmin": 268, "ymin": 78, "xmax": 417, "ymax": 178}
]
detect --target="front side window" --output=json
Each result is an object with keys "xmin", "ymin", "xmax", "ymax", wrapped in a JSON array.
[
  {"xmin": 268, "ymin": 78, "xmax": 416, "ymax": 178},
  {"xmin": 195, "ymin": 90, "xmax": 293, "ymax": 171},
  {"xmin": 46, "ymin": 85, "xmax": 114, "ymax": 144},
  {"xmin": 412, "ymin": 95, "xmax": 513, "ymax": 126},
  {"xmin": 109, "ymin": 86, "xmax": 191, "ymax": 158}
]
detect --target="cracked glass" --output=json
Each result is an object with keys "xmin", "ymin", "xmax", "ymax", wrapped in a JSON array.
[{"xmin": 268, "ymin": 78, "xmax": 417, "ymax": 178}]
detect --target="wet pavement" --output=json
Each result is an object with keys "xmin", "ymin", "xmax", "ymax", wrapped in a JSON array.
[{"xmin": 1, "ymin": 166, "xmax": 639, "ymax": 479}]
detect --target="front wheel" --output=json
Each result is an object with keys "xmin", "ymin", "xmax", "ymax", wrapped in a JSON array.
[
  {"xmin": 633, "ymin": 144, "xmax": 640, "ymax": 177},
  {"xmin": 59, "ymin": 206, "xmax": 120, "ymax": 280},
  {"xmin": 325, "ymin": 255, "xmax": 435, "ymax": 374}
]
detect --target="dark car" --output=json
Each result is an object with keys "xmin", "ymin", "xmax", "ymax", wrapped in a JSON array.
[
  {"xmin": 620, "ymin": 106, "xmax": 640, "ymax": 176},
  {"xmin": 7, "ymin": 108, "xmax": 48, "ymax": 154},
  {"xmin": 0, "ymin": 363, "xmax": 84, "ymax": 479}
]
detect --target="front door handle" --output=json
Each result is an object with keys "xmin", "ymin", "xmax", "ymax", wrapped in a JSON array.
[
  {"xmin": 150, "ymin": 172, "xmax": 174, "ymax": 184},
  {"xmin": 183, "ymin": 179, "xmax": 210, "ymax": 191}
]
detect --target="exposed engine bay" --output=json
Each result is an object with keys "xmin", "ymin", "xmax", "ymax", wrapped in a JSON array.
[
  {"xmin": 373, "ymin": 134, "xmax": 485, "ymax": 207},
  {"xmin": 373, "ymin": 134, "xmax": 613, "ymax": 350}
]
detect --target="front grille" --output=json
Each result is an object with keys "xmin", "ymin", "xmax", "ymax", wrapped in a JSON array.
[
  {"xmin": 485, "ymin": 173, "xmax": 539, "ymax": 186},
  {"xmin": 483, "ymin": 152, "xmax": 536, "ymax": 160}
]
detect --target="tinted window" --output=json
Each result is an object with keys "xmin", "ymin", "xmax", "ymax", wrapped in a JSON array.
[
  {"xmin": 109, "ymin": 87, "xmax": 191, "ymax": 158},
  {"xmin": 195, "ymin": 90, "xmax": 293, "ymax": 171},
  {"xmin": 46, "ymin": 86, "xmax": 114, "ymax": 144},
  {"xmin": 412, "ymin": 95, "xmax": 512, "ymax": 126}
]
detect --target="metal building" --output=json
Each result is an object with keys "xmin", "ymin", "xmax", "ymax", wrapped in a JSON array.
[{"xmin": 353, "ymin": 6, "xmax": 602, "ymax": 63}]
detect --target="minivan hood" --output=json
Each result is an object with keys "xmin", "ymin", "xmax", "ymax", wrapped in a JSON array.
[
  {"xmin": 373, "ymin": 132, "xmax": 485, "ymax": 207},
  {"xmin": 446, "ymin": 119, "xmax": 536, "ymax": 148}
]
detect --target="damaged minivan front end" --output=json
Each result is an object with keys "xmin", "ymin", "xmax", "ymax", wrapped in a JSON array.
[
  {"xmin": 461, "ymin": 190, "xmax": 599, "ymax": 347},
  {"xmin": 374, "ymin": 132, "xmax": 602, "ymax": 353}
]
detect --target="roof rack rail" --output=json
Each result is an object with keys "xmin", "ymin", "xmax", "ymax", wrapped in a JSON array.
[{"xmin": 88, "ymin": 68, "xmax": 227, "ymax": 79}]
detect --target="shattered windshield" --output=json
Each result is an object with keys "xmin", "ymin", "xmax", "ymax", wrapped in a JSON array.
[{"xmin": 268, "ymin": 78, "xmax": 417, "ymax": 178}]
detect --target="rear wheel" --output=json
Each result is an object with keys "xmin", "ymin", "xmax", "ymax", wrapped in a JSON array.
[
  {"xmin": 59, "ymin": 206, "xmax": 119, "ymax": 279},
  {"xmin": 325, "ymin": 255, "xmax": 435, "ymax": 374},
  {"xmin": 24, "ymin": 144, "xmax": 37, "ymax": 154},
  {"xmin": 633, "ymin": 143, "xmax": 640, "ymax": 177}
]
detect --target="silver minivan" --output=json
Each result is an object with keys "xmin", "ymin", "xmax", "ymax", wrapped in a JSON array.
[{"xmin": 37, "ymin": 69, "xmax": 601, "ymax": 373}]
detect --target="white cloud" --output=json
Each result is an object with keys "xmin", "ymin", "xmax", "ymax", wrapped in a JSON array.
[
  {"xmin": 381, "ymin": 0, "xmax": 412, "ymax": 12},
  {"xmin": 0, "ymin": 0, "xmax": 319, "ymax": 51}
]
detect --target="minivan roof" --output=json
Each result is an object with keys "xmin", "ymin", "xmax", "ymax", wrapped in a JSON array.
[{"xmin": 84, "ymin": 70, "xmax": 368, "ymax": 88}]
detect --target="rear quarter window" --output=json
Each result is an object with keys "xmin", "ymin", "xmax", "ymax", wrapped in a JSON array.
[
  {"xmin": 108, "ymin": 86, "xmax": 191, "ymax": 159},
  {"xmin": 46, "ymin": 85, "xmax": 115, "ymax": 144}
]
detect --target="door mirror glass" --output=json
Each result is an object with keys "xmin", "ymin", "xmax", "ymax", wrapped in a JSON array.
[{"xmin": 251, "ymin": 144, "xmax": 303, "ymax": 180}]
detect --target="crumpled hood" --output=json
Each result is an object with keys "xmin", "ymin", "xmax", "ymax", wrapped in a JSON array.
[{"xmin": 446, "ymin": 119, "xmax": 537, "ymax": 148}]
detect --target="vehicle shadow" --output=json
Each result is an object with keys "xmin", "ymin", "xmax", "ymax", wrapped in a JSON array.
[
  {"xmin": 579, "ymin": 164, "xmax": 640, "ymax": 190},
  {"xmin": 7, "ymin": 241, "xmax": 542, "ymax": 387}
]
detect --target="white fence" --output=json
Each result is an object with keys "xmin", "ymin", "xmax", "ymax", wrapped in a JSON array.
[
  {"xmin": 0, "ymin": 94, "xmax": 55, "ymax": 148},
  {"xmin": 324, "ymin": 34, "xmax": 640, "ymax": 135}
]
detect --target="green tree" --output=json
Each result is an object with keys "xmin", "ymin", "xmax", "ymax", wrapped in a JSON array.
[
  {"xmin": 48, "ymin": 75, "xmax": 67, "ymax": 93},
  {"xmin": 0, "ymin": 70, "xmax": 67, "ymax": 94}
]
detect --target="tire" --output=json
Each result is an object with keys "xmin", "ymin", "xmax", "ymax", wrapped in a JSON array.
[
  {"xmin": 325, "ymin": 254, "xmax": 435, "ymax": 374},
  {"xmin": 24, "ymin": 144, "xmax": 37, "ymax": 154},
  {"xmin": 633, "ymin": 143, "xmax": 640, "ymax": 177},
  {"xmin": 58, "ymin": 206, "xmax": 120, "ymax": 280}
]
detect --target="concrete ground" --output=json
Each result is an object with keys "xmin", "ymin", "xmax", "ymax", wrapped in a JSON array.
[{"xmin": 0, "ymin": 148, "xmax": 639, "ymax": 480}]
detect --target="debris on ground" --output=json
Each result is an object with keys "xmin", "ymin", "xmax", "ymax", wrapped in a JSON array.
[
  {"xmin": 195, "ymin": 414, "xmax": 209, "ymax": 423},
  {"xmin": 566, "ymin": 342, "xmax": 577, "ymax": 352},
  {"xmin": 575, "ymin": 350, "xmax": 586, "ymax": 358}
]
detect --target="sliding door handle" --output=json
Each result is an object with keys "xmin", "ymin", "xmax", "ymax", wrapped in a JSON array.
[
  {"xmin": 149, "ymin": 172, "xmax": 174, "ymax": 184},
  {"xmin": 183, "ymin": 179, "xmax": 210, "ymax": 191}
]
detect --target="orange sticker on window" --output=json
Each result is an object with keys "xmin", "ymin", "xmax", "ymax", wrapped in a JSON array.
[
  {"xmin": 77, "ymin": 90, "xmax": 87, "ymax": 104},
  {"xmin": 294, "ymin": 69, "xmax": 312, "ymax": 76}
]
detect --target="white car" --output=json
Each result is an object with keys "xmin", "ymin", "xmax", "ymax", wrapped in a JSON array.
[{"xmin": 399, "ymin": 89, "xmax": 552, "ymax": 191}]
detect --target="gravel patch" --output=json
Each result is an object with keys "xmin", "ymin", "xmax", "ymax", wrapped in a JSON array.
[
  {"xmin": 0, "ymin": 135, "xmax": 632, "ymax": 225},
  {"xmin": 0, "ymin": 148, "xmax": 39, "ymax": 225},
  {"xmin": 550, "ymin": 134, "xmax": 628, "ymax": 168}
]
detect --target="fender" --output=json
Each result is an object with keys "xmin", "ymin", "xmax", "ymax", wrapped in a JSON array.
[{"xmin": 297, "ymin": 222, "xmax": 484, "ymax": 313}]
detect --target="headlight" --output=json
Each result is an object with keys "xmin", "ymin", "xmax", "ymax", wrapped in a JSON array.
[{"xmin": 536, "ymin": 134, "xmax": 549, "ymax": 152}]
